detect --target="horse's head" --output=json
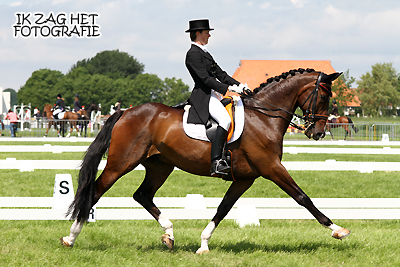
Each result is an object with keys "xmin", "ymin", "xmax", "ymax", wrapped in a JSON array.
[
  {"xmin": 77, "ymin": 109, "xmax": 88, "ymax": 119},
  {"xmin": 43, "ymin": 104, "xmax": 53, "ymax": 118},
  {"xmin": 298, "ymin": 72, "xmax": 341, "ymax": 140},
  {"xmin": 87, "ymin": 103, "xmax": 101, "ymax": 114}
]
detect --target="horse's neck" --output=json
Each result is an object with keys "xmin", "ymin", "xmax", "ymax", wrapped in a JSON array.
[
  {"xmin": 245, "ymin": 75, "xmax": 315, "ymax": 135},
  {"xmin": 254, "ymin": 78, "xmax": 304, "ymax": 113}
]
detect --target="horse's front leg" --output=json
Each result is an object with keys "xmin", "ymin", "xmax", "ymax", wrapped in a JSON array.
[
  {"xmin": 267, "ymin": 162, "xmax": 350, "ymax": 240},
  {"xmin": 196, "ymin": 179, "xmax": 254, "ymax": 254}
]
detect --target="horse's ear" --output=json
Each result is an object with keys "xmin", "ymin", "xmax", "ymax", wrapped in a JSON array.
[{"xmin": 321, "ymin": 72, "xmax": 342, "ymax": 83}]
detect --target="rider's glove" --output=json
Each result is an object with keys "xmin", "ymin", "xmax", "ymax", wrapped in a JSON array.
[
  {"xmin": 238, "ymin": 83, "xmax": 250, "ymax": 92},
  {"xmin": 228, "ymin": 84, "xmax": 242, "ymax": 93},
  {"xmin": 229, "ymin": 83, "xmax": 250, "ymax": 94}
]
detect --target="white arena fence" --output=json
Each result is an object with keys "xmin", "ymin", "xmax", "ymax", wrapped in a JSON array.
[
  {"xmin": 287, "ymin": 123, "xmax": 400, "ymax": 141},
  {"xmin": 1, "ymin": 195, "xmax": 400, "ymax": 221}
]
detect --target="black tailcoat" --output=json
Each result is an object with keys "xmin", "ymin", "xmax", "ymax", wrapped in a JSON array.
[{"xmin": 185, "ymin": 44, "xmax": 239, "ymax": 125}]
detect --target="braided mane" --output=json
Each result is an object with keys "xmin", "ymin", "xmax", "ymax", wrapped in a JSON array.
[{"xmin": 242, "ymin": 68, "xmax": 316, "ymax": 96}]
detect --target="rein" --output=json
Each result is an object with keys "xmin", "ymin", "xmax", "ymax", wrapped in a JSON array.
[{"xmin": 239, "ymin": 72, "xmax": 331, "ymax": 131}]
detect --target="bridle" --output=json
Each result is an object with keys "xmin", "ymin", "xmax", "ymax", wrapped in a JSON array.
[
  {"xmin": 297, "ymin": 72, "xmax": 332, "ymax": 132},
  {"xmin": 240, "ymin": 72, "xmax": 332, "ymax": 132}
]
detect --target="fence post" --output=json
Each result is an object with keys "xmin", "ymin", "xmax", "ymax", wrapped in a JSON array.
[{"xmin": 52, "ymin": 174, "xmax": 74, "ymax": 215}]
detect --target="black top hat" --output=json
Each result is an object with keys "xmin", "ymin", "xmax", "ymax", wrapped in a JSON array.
[
  {"xmin": 185, "ymin": 19, "xmax": 214, "ymax": 33},
  {"xmin": 75, "ymin": 94, "xmax": 79, "ymax": 98},
  {"xmin": 57, "ymin": 94, "xmax": 62, "ymax": 98}
]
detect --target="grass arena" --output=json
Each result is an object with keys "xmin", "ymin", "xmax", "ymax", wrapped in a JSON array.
[{"xmin": 0, "ymin": 138, "xmax": 399, "ymax": 266}]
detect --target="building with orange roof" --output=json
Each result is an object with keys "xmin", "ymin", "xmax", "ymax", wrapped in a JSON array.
[
  {"xmin": 232, "ymin": 60, "xmax": 361, "ymax": 114},
  {"xmin": 232, "ymin": 60, "xmax": 337, "ymax": 89}
]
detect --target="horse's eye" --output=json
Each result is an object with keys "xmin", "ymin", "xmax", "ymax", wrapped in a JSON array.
[{"xmin": 320, "ymin": 95, "xmax": 328, "ymax": 101}]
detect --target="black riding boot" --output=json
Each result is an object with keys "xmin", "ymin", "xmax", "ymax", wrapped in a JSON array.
[{"xmin": 210, "ymin": 126, "xmax": 231, "ymax": 176}]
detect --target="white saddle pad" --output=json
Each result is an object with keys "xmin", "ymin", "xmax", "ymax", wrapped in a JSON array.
[
  {"xmin": 57, "ymin": 112, "xmax": 66, "ymax": 120},
  {"xmin": 183, "ymin": 97, "xmax": 245, "ymax": 144}
]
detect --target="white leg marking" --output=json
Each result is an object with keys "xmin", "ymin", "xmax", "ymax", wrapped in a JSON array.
[
  {"xmin": 196, "ymin": 221, "xmax": 216, "ymax": 254},
  {"xmin": 158, "ymin": 213, "xmax": 174, "ymax": 240},
  {"xmin": 326, "ymin": 223, "xmax": 351, "ymax": 240},
  {"xmin": 61, "ymin": 220, "xmax": 84, "ymax": 247},
  {"xmin": 327, "ymin": 223, "xmax": 342, "ymax": 232}
]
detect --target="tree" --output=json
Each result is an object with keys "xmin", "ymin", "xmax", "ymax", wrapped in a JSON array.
[
  {"xmin": 17, "ymin": 50, "xmax": 191, "ymax": 115},
  {"xmin": 69, "ymin": 49, "xmax": 144, "ymax": 80},
  {"xmin": 161, "ymin": 78, "xmax": 191, "ymax": 106},
  {"xmin": 17, "ymin": 69, "xmax": 64, "ymax": 109},
  {"xmin": 357, "ymin": 63, "xmax": 400, "ymax": 116},
  {"xmin": 126, "ymin": 73, "xmax": 164, "ymax": 106},
  {"xmin": 3, "ymin": 88, "xmax": 17, "ymax": 106},
  {"xmin": 331, "ymin": 70, "xmax": 356, "ymax": 115}
]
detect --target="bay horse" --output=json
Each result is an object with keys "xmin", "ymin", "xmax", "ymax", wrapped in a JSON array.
[
  {"xmin": 43, "ymin": 104, "xmax": 62, "ymax": 137},
  {"xmin": 61, "ymin": 69, "xmax": 350, "ymax": 253},
  {"xmin": 43, "ymin": 104, "xmax": 80, "ymax": 137},
  {"xmin": 63, "ymin": 111, "xmax": 81, "ymax": 138},
  {"xmin": 326, "ymin": 116, "xmax": 359, "ymax": 140}
]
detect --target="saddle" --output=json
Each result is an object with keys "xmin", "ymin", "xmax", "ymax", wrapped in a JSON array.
[
  {"xmin": 53, "ymin": 111, "xmax": 66, "ymax": 120},
  {"xmin": 179, "ymin": 96, "xmax": 244, "ymax": 181},
  {"xmin": 181, "ymin": 95, "xmax": 245, "ymax": 144},
  {"xmin": 328, "ymin": 115, "xmax": 338, "ymax": 123}
]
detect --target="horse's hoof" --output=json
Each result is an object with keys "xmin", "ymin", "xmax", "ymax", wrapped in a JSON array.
[
  {"xmin": 60, "ymin": 237, "xmax": 73, "ymax": 247},
  {"xmin": 196, "ymin": 247, "xmax": 209, "ymax": 254},
  {"xmin": 332, "ymin": 227, "xmax": 351, "ymax": 240},
  {"xmin": 161, "ymin": 234, "xmax": 174, "ymax": 250}
]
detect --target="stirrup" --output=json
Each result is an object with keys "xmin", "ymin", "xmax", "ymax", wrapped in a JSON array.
[{"xmin": 210, "ymin": 159, "xmax": 231, "ymax": 176}]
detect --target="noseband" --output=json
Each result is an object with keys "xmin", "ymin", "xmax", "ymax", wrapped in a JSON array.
[{"xmin": 240, "ymin": 72, "xmax": 332, "ymax": 132}]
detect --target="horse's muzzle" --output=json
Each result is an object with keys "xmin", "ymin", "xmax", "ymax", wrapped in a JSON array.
[{"xmin": 304, "ymin": 126, "xmax": 326, "ymax": 140}]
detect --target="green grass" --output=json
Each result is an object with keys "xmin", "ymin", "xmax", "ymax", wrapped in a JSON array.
[
  {"xmin": 1, "ymin": 141, "xmax": 400, "ymax": 266},
  {"xmin": 0, "ymin": 220, "xmax": 399, "ymax": 266},
  {"xmin": 351, "ymin": 116, "xmax": 400, "ymax": 124},
  {"xmin": 0, "ymin": 152, "xmax": 86, "ymax": 160}
]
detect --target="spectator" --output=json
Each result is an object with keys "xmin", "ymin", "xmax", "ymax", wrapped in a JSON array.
[{"xmin": 5, "ymin": 109, "xmax": 19, "ymax": 137}]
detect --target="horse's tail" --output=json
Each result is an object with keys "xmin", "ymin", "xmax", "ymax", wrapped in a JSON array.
[
  {"xmin": 67, "ymin": 110, "xmax": 124, "ymax": 222},
  {"xmin": 347, "ymin": 117, "xmax": 359, "ymax": 133}
]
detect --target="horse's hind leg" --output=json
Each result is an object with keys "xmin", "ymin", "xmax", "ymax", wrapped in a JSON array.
[
  {"xmin": 133, "ymin": 157, "xmax": 175, "ymax": 250},
  {"xmin": 266, "ymin": 161, "xmax": 350, "ymax": 240}
]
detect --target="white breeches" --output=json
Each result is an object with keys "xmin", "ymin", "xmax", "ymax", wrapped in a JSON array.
[{"xmin": 209, "ymin": 93, "xmax": 231, "ymax": 131}]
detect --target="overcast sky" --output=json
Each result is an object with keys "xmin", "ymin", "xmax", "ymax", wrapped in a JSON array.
[{"xmin": 1, "ymin": 0, "xmax": 400, "ymax": 91}]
